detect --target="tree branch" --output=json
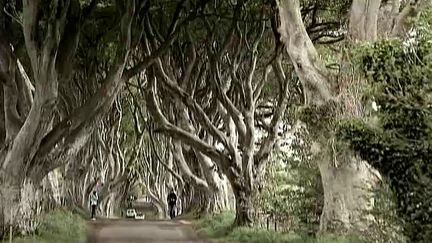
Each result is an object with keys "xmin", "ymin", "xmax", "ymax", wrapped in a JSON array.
[
  {"xmin": 154, "ymin": 58, "xmax": 233, "ymax": 154},
  {"xmin": 56, "ymin": 0, "xmax": 81, "ymax": 79},
  {"xmin": 145, "ymin": 75, "xmax": 234, "ymax": 179},
  {"xmin": 213, "ymin": 65, "xmax": 247, "ymax": 141},
  {"xmin": 255, "ymin": 57, "xmax": 290, "ymax": 172},
  {"xmin": 171, "ymin": 139, "xmax": 208, "ymax": 189},
  {"xmin": 276, "ymin": 0, "xmax": 333, "ymax": 106},
  {"xmin": 27, "ymin": 0, "xmax": 137, "ymax": 182},
  {"xmin": 392, "ymin": 0, "xmax": 432, "ymax": 37},
  {"xmin": 349, "ymin": 0, "xmax": 381, "ymax": 42},
  {"xmin": 0, "ymin": 38, "xmax": 22, "ymax": 141},
  {"xmin": 22, "ymin": 0, "xmax": 39, "ymax": 72},
  {"xmin": 149, "ymin": 127, "xmax": 184, "ymax": 185}
]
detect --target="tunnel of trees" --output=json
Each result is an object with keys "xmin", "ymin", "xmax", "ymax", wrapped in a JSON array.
[{"xmin": 0, "ymin": 0, "xmax": 431, "ymax": 242}]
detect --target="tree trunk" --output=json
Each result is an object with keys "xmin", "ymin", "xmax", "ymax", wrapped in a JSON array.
[
  {"xmin": 214, "ymin": 176, "xmax": 233, "ymax": 211},
  {"xmin": 232, "ymin": 183, "xmax": 254, "ymax": 227},
  {"xmin": 0, "ymin": 178, "xmax": 39, "ymax": 237},
  {"xmin": 316, "ymin": 147, "xmax": 379, "ymax": 233},
  {"xmin": 276, "ymin": 0, "xmax": 379, "ymax": 235},
  {"xmin": 194, "ymin": 151, "xmax": 232, "ymax": 214},
  {"xmin": 0, "ymin": 179, "xmax": 21, "ymax": 238},
  {"xmin": 153, "ymin": 200, "xmax": 166, "ymax": 219},
  {"xmin": 349, "ymin": 0, "xmax": 381, "ymax": 42}
]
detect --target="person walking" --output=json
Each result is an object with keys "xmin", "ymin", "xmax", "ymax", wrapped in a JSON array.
[
  {"xmin": 89, "ymin": 190, "xmax": 98, "ymax": 220},
  {"xmin": 167, "ymin": 189, "xmax": 177, "ymax": 219}
]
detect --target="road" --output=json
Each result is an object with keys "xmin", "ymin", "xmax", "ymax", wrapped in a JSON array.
[{"xmin": 87, "ymin": 219, "xmax": 209, "ymax": 243}]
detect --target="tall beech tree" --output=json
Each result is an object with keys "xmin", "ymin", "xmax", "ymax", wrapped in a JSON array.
[
  {"xmin": 276, "ymin": 0, "xmax": 432, "ymax": 234},
  {"xmin": 0, "ymin": 0, "xmax": 136, "ymax": 232},
  {"xmin": 339, "ymin": 21, "xmax": 432, "ymax": 242},
  {"xmin": 143, "ymin": 1, "xmax": 291, "ymax": 225},
  {"xmin": 0, "ymin": 0, "xmax": 185, "ymax": 233},
  {"xmin": 140, "ymin": 0, "xmax": 351, "ymax": 226}
]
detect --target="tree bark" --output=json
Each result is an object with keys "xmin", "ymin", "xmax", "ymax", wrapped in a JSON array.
[
  {"xmin": 377, "ymin": 0, "xmax": 432, "ymax": 38},
  {"xmin": 349, "ymin": 0, "xmax": 382, "ymax": 42},
  {"xmin": 315, "ymin": 145, "xmax": 379, "ymax": 233},
  {"xmin": 143, "ymin": 1, "xmax": 286, "ymax": 228},
  {"xmin": 391, "ymin": 0, "xmax": 432, "ymax": 37},
  {"xmin": 152, "ymin": 200, "xmax": 166, "ymax": 219},
  {"xmin": 232, "ymin": 182, "xmax": 254, "ymax": 227},
  {"xmin": 0, "ymin": 178, "xmax": 39, "ymax": 237},
  {"xmin": 277, "ymin": 0, "xmax": 379, "ymax": 234}
]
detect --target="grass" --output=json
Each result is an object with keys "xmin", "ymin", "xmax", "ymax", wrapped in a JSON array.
[
  {"xmin": 194, "ymin": 211, "xmax": 365, "ymax": 243},
  {"xmin": 175, "ymin": 209, "xmax": 204, "ymax": 220},
  {"xmin": 12, "ymin": 209, "xmax": 88, "ymax": 243}
]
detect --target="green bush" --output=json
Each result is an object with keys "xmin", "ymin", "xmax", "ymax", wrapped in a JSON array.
[
  {"xmin": 195, "ymin": 212, "xmax": 364, "ymax": 243},
  {"xmin": 254, "ymin": 125, "xmax": 323, "ymax": 235},
  {"xmin": 338, "ymin": 12, "xmax": 432, "ymax": 241},
  {"xmin": 196, "ymin": 211, "xmax": 235, "ymax": 238},
  {"xmin": 13, "ymin": 209, "xmax": 87, "ymax": 243}
]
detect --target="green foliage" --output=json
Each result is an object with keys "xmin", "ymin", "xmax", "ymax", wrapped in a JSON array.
[
  {"xmin": 227, "ymin": 227, "xmax": 301, "ymax": 243},
  {"xmin": 368, "ymin": 180, "xmax": 406, "ymax": 243},
  {"xmin": 196, "ymin": 211, "xmax": 235, "ymax": 238},
  {"xmin": 254, "ymin": 126, "xmax": 323, "ymax": 235},
  {"xmin": 195, "ymin": 212, "xmax": 364, "ymax": 243},
  {"xmin": 297, "ymin": 101, "xmax": 341, "ymax": 136},
  {"xmin": 281, "ymin": 159, "xmax": 322, "ymax": 235},
  {"xmin": 13, "ymin": 210, "xmax": 87, "ymax": 243},
  {"xmin": 338, "ymin": 12, "xmax": 432, "ymax": 242},
  {"xmin": 300, "ymin": 0, "xmax": 351, "ymax": 29},
  {"xmin": 256, "ymin": 158, "xmax": 291, "ymax": 215},
  {"xmin": 255, "ymin": 154, "xmax": 322, "ymax": 234}
]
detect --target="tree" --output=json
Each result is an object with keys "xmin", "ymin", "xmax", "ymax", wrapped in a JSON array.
[
  {"xmin": 0, "ymin": 0, "xmax": 168, "ymax": 234},
  {"xmin": 143, "ymin": 0, "xmax": 292, "ymax": 226},
  {"xmin": 276, "ymin": 0, "xmax": 431, "ymax": 234},
  {"xmin": 339, "ymin": 28, "xmax": 432, "ymax": 241}
]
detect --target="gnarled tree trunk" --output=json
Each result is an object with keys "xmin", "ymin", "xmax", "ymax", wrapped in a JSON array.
[
  {"xmin": 316, "ymin": 146, "xmax": 379, "ymax": 233},
  {"xmin": 232, "ymin": 182, "xmax": 254, "ymax": 227},
  {"xmin": 277, "ymin": 0, "xmax": 379, "ymax": 234},
  {"xmin": 0, "ymin": 0, "xmax": 137, "ymax": 236},
  {"xmin": 0, "ymin": 179, "xmax": 40, "ymax": 237}
]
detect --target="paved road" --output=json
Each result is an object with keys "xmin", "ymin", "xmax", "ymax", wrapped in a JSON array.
[{"xmin": 87, "ymin": 219, "xmax": 209, "ymax": 243}]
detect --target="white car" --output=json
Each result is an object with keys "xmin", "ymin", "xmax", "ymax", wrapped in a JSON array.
[
  {"xmin": 126, "ymin": 209, "xmax": 137, "ymax": 218},
  {"xmin": 135, "ymin": 212, "xmax": 145, "ymax": 220}
]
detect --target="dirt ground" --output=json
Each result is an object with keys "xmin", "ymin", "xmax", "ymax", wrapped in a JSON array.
[{"xmin": 86, "ymin": 219, "xmax": 210, "ymax": 243}]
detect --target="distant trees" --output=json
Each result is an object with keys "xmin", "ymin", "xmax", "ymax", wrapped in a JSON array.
[
  {"xmin": 0, "ymin": 0, "xmax": 162, "ymax": 235},
  {"xmin": 139, "ymin": 0, "xmax": 290, "ymax": 225}
]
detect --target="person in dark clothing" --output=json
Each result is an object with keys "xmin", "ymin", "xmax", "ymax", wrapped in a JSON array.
[
  {"xmin": 89, "ymin": 190, "xmax": 98, "ymax": 220},
  {"xmin": 167, "ymin": 189, "xmax": 177, "ymax": 219}
]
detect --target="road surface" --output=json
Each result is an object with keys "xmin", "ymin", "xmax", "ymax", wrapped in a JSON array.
[{"xmin": 87, "ymin": 219, "xmax": 209, "ymax": 243}]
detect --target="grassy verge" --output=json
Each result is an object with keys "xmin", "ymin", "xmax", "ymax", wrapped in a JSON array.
[
  {"xmin": 12, "ymin": 209, "xmax": 87, "ymax": 243},
  {"xmin": 194, "ymin": 211, "xmax": 364, "ymax": 243}
]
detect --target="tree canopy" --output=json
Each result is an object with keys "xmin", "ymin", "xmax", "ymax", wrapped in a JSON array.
[{"xmin": 1, "ymin": 1, "xmax": 432, "ymax": 242}]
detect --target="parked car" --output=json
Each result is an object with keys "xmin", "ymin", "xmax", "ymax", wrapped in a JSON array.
[
  {"xmin": 135, "ymin": 212, "xmax": 145, "ymax": 220},
  {"xmin": 126, "ymin": 208, "xmax": 137, "ymax": 218}
]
